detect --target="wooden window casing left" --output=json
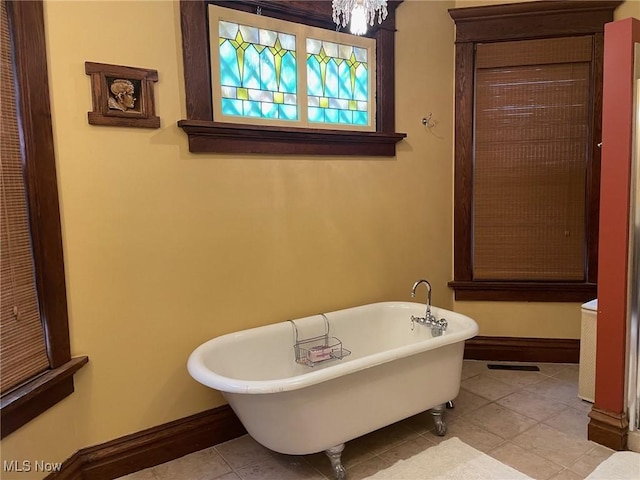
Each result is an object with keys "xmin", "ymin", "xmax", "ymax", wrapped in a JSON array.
[{"xmin": 1, "ymin": 0, "xmax": 87, "ymax": 439}]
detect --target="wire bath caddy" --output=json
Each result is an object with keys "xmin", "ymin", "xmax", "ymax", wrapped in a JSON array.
[{"xmin": 290, "ymin": 314, "xmax": 351, "ymax": 367}]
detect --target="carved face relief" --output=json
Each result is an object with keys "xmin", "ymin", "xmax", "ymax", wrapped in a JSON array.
[{"xmin": 108, "ymin": 78, "xmax": 136, "ymax": 111}]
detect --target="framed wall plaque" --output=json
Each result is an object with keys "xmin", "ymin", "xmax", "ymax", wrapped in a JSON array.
[{"xmin": 85, "ymin": 62, "xmax": 160, "ymax": 128}]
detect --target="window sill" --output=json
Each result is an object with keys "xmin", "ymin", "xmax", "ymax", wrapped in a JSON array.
[
  {"xmin": 448, "ymin": 281, "xmax": 597, "ymax": 302},
  {"xmin": 0, "ymin": 356, "xmax": 88, "ymax": 438},
  {"xmin": 177, "ymin": 120, "xmax": 407, "ymax": 156}
]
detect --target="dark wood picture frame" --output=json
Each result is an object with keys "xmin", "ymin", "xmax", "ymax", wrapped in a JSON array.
[{"xmin": 85, "ymin": 62, "xmax": 160, "ymax": 128}]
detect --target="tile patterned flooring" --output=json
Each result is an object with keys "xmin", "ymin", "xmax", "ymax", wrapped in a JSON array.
[{"xmin": 119, "ymin": 361, "xmax": 614, "ymax": 480}]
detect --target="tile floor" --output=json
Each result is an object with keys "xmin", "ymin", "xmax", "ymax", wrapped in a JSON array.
[{"xmin": 119, "ymin": 361, "xmax": 613, "ymax": 480}]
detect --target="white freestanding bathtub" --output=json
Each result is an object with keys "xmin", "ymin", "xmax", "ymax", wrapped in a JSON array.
[{"xmin": 188, "ymin": 301, "xmax": 478, "ymax": 478}]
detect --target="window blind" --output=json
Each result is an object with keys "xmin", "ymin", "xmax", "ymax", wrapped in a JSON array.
[
  {"xmin": 472, "ymin": 36, "xmax": 592, "ymax": 281},
  {"xmin": 1, "ymin": 0, "xmax": 50, "ymax": 394}
]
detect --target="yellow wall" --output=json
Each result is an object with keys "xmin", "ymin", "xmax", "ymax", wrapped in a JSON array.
[
  {"xmin": 1, "ymin": 0, "xmax": 636, "ymax": 477},
  {"xmin": 1, "ymin": 0, "xmax": 456, "ymax": 476},
  {"xmin": 454, "ymin": 0, "xmax": 536, "ymax": 6},
  {"xmin": 614, "ymin": 0, "xmax": 640, "ymax": 20},
  {"xmin": 455, "ymin": 0, "xmax": 639, "ymax": 12},
  {"xmin": 454, "ymin": 302, "xmax": 584, "ymax": 338}
]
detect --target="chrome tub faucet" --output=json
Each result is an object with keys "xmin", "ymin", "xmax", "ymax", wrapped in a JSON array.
[
  {"xmin": 410, "ymin": 279, "xmax": 448, "ymax": 336},
  {"xmin": 411, "ymin": 279, "xmax": 435, "ymax": 322}
]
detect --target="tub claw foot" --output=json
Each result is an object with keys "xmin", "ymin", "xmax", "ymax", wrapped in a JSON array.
[
  {"xmin": 429, "ymin": 403, "xmax": 447, "ymax": 436},
  {"xmin": 325, "ymin": 444, "xmax": 347, "ymax": 480}
]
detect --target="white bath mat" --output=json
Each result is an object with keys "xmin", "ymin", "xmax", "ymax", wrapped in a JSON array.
[
  {"xmin": 363, "ymin": 437, "xmax": 532, "ymax": 480},
  {"xmin": 584, "ymin": 451, "xmax": 640, "ymax": 480}
]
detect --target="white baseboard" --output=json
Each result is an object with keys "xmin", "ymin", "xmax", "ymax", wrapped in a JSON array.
[{"xmin": 628, "ymin": 430, "xmax": 640, "ymax": 453}]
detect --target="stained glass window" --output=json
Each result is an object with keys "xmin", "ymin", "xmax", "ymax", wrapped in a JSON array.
[
  {"xmin": 218, "ymin": 21, "xmax": 298, "ymax": 120},
  {"xmin": 306, "ymin": 39, "xmax": 368, "ymax": 126},
  {"xmin": 210, "ymin": 6, "xmax": 375, "ymax": 130}
]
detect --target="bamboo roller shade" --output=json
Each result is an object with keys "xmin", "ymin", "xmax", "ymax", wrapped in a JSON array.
[
  {"xmin": 472, "ymin": 37, "xmax": 592, "ymax": 281},
  {"xmin": 1, "ymin": 1, "xmax": 50, "ymax": 394}
]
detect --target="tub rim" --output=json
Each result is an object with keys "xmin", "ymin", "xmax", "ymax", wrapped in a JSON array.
[{"xmin": 187, "ymin": 301, "xmax": 479, "ymax": 394}]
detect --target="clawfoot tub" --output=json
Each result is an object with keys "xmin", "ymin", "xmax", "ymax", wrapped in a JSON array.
[{"xmin": 188, "ymin": 301, "xmax": 478, "ymax": 478}]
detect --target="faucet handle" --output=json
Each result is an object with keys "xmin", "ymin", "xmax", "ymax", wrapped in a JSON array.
[{"xmin": 430, "ymin": 318, "xmax": 448, "ymax": 337}]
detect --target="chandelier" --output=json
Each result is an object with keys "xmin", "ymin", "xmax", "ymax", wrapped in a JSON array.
[{"xmin": 332, "ymin": 0, "xmax": 388, "ymax": 36}]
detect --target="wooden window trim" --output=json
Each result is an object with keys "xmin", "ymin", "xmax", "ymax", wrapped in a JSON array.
[
  {"xmin": 448, "ymin": 0, "xmax": 621, "ymax": 302},
  {"xmin": 178, "ymin": 0, "xmax": 406, "ymax": 156},
  {"xmin": 1, "ymin": 0, "xmax": 87, "ymax": 439}
]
